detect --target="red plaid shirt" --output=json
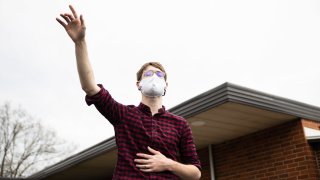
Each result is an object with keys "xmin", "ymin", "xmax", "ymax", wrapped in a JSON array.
[{"xmin": 86, "ymin": 84, "xmax": 201, "ymax": 179}]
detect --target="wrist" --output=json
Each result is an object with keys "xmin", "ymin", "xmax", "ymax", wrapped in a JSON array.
[
  {"xmin": 74, "ymin": 38, "xmax": 86, "ymax": 46},
  {"xmin": 166, "ymin": 158, "xmax": 178, "ymax": 172}
]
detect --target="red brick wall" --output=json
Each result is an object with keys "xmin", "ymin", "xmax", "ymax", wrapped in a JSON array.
[
  {"xmin": 197, "ymin": 147, "xmax": 211, "ymax": 180},
  {"xmin": 302, "ymin": 119, "xmax": 320, "ymax": 130},
  {"xmin": 212, "ymin": 119, "xmax": 319, "ymax": 180},
  {"xmin": 311, "ymin": 143, "xmax": 320, "ymax": 176},
  {"xmin": 302, "ymin": 119, "xmax": 320, "ymax": 176}
]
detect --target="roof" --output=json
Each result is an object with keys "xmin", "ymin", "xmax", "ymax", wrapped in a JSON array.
[
  {"xmin": 28, "ymin": 82, "xmax": 320, "ymax": 179},
  {"xmin": 170, "ymin": 82, "xmax": 320, "ymax": 120}
]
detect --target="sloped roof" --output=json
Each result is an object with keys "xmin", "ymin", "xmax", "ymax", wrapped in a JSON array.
[{"xmin": 170, "ymin": 82, "xmax": 320, "ymax": 120}]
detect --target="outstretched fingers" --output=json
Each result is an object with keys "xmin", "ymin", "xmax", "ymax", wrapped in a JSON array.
[
  {"xmin": 56, "ymin": 17, "xmax": 67, "ymax": 28},
  {"xmin": 69, "ymin": 5, "xmax": 78, "ymax": 19},
  {"xmin": 64, "ymin": 13, "xmax": 75, "ymax": 21},
  {"xmin": 59, "ymin": 14, "xmax": 71, "ymax": 23},
  {"xmin": 56, "ymin": 5, "xmax": 84, "ymax": 29}
]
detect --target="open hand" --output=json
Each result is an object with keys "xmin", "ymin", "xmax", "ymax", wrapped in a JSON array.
[
  {"xmin": 134, "ymin": 146, "xmax": 175, "ymax": 172},
  {"xmin": 56, "ymin": 5, "xmax": 86, "ymax": 43}
]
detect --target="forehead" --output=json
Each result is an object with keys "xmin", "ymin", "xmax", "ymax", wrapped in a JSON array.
[{"xmin": 144, "ymin": 65, "xmax": 162, "ymax": 72}]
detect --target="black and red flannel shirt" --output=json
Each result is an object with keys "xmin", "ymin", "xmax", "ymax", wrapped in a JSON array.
[{"xmin": 85, "ymin": 84, "xmax": 201, "ymax": 179}]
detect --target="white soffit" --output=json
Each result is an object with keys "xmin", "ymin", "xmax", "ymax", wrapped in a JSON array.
[{"xmin": 304, "ymin": 127, "xmax": 320, "ymax": 140}]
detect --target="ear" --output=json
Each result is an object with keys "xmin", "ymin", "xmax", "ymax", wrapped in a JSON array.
[
  {"xmin": 136, "ymin": 81, "xmax": 141, "ymax": 90},
  {"xmin": 162, "ymin": 82, "xmax": 168, "ymax": 96}
]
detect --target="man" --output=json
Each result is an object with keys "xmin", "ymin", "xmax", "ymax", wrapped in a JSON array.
[{"xmin": 56, "ymin": 5, "xmax": 201, "ymax": 180}]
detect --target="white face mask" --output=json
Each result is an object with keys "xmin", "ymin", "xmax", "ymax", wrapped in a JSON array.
[{"xmin": 139, "ymin": 75, "xmax": 166, "ymax": 97}]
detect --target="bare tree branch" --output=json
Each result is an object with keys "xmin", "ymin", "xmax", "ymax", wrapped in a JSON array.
[{"xmin": 0, "ymin": 102, "xmax": 77, "ymax": 178}]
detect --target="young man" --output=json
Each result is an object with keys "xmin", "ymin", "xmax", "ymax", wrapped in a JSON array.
[{"xmin": 56, "ymin": 5, "xmax": 201, "ymax": 180}]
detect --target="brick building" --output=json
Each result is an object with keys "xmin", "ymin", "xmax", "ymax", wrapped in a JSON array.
[{"xmin": 27, "ymin": 82, "xmax": 320, "ymax": 180}]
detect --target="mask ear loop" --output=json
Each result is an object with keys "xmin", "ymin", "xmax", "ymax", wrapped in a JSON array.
[{"xmin": 162, "ymin": 89, "xmax": 166, "ymax": 96}]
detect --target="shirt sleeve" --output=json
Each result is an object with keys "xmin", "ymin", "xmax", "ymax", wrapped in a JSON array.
[
  {"xmin": 85, "ymin": 84, "xmax": 127, "ymax": 126},
  {"xmin": 179, "ymin": 120, "xmax": 202, "ymax": 170}
]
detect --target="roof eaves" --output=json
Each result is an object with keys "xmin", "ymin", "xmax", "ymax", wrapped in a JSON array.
[
  {"xmin": 226, "ymin": 83, "xmax": 320, "ymax": 121},
  {"xmin": 169, "ymin": 82, "xmax": 320, "ymax": 121},
  {"xmin": 27, "ymin": 136, "xmax": 116, "ymax": 180},
  {"xmin": 169, "ymin": 82, "xmax": 230, "ymax": 118}
]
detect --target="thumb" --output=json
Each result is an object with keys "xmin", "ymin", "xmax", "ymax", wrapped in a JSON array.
[{"xmin": 148, "ymin": 146, "xmax": 160, "ymax": 155}]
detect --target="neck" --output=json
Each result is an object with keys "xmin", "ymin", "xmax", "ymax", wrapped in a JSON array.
[{"xmin": 141, "ymin": 95, "xmax": 163, "ymax": 116}]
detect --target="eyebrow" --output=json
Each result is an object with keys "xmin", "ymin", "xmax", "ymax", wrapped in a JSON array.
[{"xmin": 144, "ymin": 70, "xmax": 162, "ymax": 72}]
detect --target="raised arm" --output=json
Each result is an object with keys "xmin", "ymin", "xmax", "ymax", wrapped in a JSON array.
[{"xmin": 56, "ymin": 5, "xmax": 100, "ymax": 96}]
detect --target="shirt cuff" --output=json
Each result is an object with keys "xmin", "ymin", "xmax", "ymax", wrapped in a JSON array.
[{"xmin": 85, "ymin": 84, "xmax": 104, "ymax": 106}]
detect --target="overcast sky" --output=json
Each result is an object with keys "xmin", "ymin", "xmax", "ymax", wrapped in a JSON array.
[{"xmin": 1, "ymin": 0, "xmax": 320, "ymax": 154}]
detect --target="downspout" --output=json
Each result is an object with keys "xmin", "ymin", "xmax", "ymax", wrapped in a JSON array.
[{"xmin": 208, "ymin": 144, "xmax": 215, "ymax": 180}]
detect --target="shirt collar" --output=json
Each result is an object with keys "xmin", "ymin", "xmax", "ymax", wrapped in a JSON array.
[{"xmin": 138, "ymin": 102, "xmax": 166, "ymax": 116}]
